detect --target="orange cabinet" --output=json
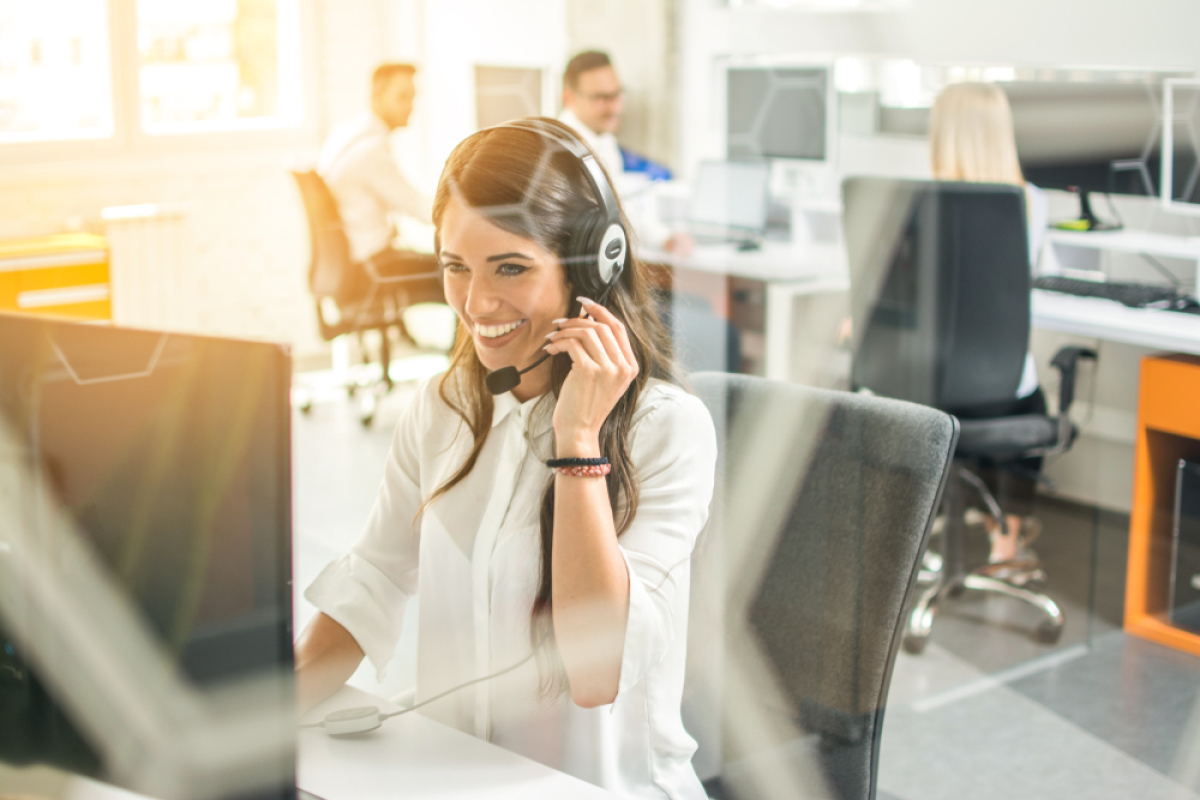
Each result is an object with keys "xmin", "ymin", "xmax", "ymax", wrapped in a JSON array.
[
  {"xmin": 0, "ymin": 233, "xmax": 111, "ymax": 321},
  {"xmin": 1126, "ymin": 354, "xmax": 1200, "ymax": 656}
]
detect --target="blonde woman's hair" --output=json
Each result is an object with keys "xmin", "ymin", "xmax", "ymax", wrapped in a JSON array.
[{"xmin": 929, "ymin": 82, "xmax": 1025, "ymax": 186}]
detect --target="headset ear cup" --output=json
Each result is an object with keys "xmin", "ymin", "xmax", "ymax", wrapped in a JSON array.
[{"xmin": 568, "ymin": 207, "xmax": 606, "ymax": 297}]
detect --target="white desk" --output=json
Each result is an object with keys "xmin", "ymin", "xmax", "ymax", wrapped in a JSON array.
[
  {"xmin": 1031, "ymin": 290, "xmax": 1200, "ymax": 355},
  {"xmin": 643, "ymin": 239, "xmax": 848, "ymax": 381},
  {"xmin": 297, "ymin": 686, "xmax": 616, "ymax": 799},
  {"xmin": 1044, "ymin": 227, "xmax": 1200, "ymax": 288}
]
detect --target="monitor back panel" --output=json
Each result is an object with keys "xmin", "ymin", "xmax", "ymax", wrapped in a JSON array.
[{"xmin": 0, "ymin": 313, "xmax": 294, "ymax": 793}]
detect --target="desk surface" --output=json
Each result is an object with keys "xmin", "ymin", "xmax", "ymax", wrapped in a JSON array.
[
  {"xmin": 297, "ymin": 686, "xmax": 616, "ymax": 800},
  {"xmin": 1032, "ymin": 290, "xmax": 1200, "ymax": 355},
  {"xmin": 1045, "ymin": 227, "xmax": 1200, "ymax": 259},
  {"xmin": 642, "ymin": 239, "xmax": 845, "ymax": 283}
]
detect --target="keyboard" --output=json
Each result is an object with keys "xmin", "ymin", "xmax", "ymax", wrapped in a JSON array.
[{"xmin": 1033, "ymin": 275, "xmax": 1191, "ymax": 309}]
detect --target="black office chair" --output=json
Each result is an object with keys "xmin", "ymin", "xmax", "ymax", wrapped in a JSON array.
[
  {"xmin": 290, "ymin": 170, "xmax": 442, "ymax": 425},
  {"xmin": 686, "ymin": 372, "xmax": 958, "ymax": 800},
  {"xmin": 842, "ymin": 177, "xmax": 1097, "ymax": 652}
]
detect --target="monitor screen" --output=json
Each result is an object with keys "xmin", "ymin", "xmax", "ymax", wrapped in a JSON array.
[
  {"xmin": 687, "ymin": 160, "xmax": 771, "ymax": 234},
  {"xmin": 475, "ymin": 65, "xmax": 543, "ymax": 129},
  {"xmin": 0, "ymin": 313, "xmax": 294, "ymax": 796},
  {"xmin": 1006, "ymin": 81, "xmax": 1164, "ymax": 197},
  {"xmin": 727, "ymin": 66, "xmax": 828, "ymax": 162}
]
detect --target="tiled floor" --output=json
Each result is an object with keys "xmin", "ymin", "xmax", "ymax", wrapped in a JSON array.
[
  {"xmin": 291, "ymin": 363, "xmax": 1200, "ymax": 799},
  {"xmin": 877, "ymin": 494, "xmax": 1200, "ymax": 799}
]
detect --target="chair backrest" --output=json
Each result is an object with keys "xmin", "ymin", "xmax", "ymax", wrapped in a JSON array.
[
  {"xmin": 289, "ymin": 170, "xmax": 356, "ymax": 300},
  {"xmin": 685, "ymin": 372, "xmax": 958, "ymax": 800},
  {"xmin": 843, "ymin": 177, "xmax": 1030, "ymax": 412}
]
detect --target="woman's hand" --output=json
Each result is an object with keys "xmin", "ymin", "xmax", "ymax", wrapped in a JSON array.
[{"xmin": 544, "ymin": 297, "xmax": 639, "ymax": 456}]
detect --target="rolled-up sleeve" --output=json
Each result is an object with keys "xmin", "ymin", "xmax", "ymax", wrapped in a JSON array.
[
  {"xmin": 616, "ymin": 390, "xmax": 718, "ymax": 695},
  {"xmin": 304, "ymin": 380, "xmax": 428, "ymax": 679}
]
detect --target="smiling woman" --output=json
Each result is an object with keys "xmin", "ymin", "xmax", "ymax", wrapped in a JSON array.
[
  {"xmin": 437, "ymin": 211, "xmax": 568, "ymax": 396},
  {"xmin": 295, "ymin": 118, "xmax": 719, "ymax": 799}
]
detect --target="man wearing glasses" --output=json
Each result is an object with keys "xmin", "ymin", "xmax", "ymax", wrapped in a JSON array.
[
  {"xmin": 559, "ymin": 51, "xmax": 687, "ymax": 252},
  {"xmin": 558, "ymin": 51, "xmax": 629, "ymax": 182}
]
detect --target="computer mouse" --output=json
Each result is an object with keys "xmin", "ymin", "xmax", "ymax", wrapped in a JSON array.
[{"xmin": 1172, "ymin": 297, "xmax": 1200, "ymax": 314}]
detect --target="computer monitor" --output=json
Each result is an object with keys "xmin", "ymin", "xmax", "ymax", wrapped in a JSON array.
[
  {"xmin": 1161, "ymin": 78, "xmax": 1200, "ymax": 209},
  {"xmin": 0, "ymin": 313, "xmax": 294, "ymax": 797},
  {"xmin": 686, "ymin": 160, "xmax": 771, "ymax": 241},
  {"xmin": 1004, "ymin": 81, "xmax": 1165, "ymax": 229},
  {"xmin": 475, "ymin": 65, "xmax": 544, "ymax": 129},
  {"xmin": 727, "ymin": 65, "xmax": 831, "ymax": 162}
]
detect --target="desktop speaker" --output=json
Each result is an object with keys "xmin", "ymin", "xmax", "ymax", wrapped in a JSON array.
[{"xmin": 1171, "ymin": 459, "xmax": 1200, "ymax": 634}]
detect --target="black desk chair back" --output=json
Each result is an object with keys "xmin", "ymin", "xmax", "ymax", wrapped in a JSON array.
[
  {"xmin": 290, "ymin": 169, "xmax": 439, "ymax": 425},
  {"xmin": 687, "ymin": 372, "xmax": 958, "ymax": 800},
  {"xmin": 846, "ymin": 179, "xmax": 1030, "ymax": 408},
  {"xmin": 842, "ymin": 177, "xmax": 1096, "ymax": 651}
]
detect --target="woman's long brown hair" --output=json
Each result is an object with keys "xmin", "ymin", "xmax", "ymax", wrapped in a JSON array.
[{"xmin": 423, "ymin": 118, "xmax": 680, "ymax": 692}]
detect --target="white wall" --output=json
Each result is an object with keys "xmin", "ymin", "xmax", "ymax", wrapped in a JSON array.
[{"xmin": 410, "ymin": 0, "xmax": 569, "ymax": 190}]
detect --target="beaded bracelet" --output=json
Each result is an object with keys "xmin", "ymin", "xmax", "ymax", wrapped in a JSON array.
[
  {"xmin": 546, "ymin": 456, "xmax": 610, "ymax": 478},
  {"xmin": 555, "ymin": 463, "xmax": 612, "ymax": 478},
  {"xmin": 545, "ymin": 457, "xmax": 609, "ymax": 468}
]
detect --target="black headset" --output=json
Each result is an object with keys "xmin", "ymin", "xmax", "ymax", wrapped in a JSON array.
[{"xmin": 481, "ymin": 118, "xmax": 628, "ymax": 299}]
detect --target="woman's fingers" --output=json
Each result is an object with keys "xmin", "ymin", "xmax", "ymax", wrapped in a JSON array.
[
  {"xmin": 563, "ymin": 299, "xmax": 638, "ymax": 370},
  {"xmin": 547, "ymin": 326, "xmax": 612, "ymax": 367},
  {"xmin": 545, "ymin": 336, "xmax": 596, "ymax": 374},
  {"xmin": 553, "ymin": 319, "xmax": 622, "ymax": 366}
]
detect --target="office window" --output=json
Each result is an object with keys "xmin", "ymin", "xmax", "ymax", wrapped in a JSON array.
[
  {"xmin": 0, "ymin": 0, "xmax": 114, "ymax": 143},
  {"xmin": 137, "ymin": 0, "xmax": 302, "ymax": 134}
]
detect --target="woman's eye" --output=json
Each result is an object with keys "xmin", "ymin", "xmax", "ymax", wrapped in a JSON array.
[
  {"xmin": 440, "ymin": 262, "xmax": 467, "ymax": 274},
  {"xmin": 497, "ymin": 262, "xmax": 529, "ymax": 277}
]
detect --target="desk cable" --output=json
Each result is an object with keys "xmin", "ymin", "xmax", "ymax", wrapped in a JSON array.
[
  {"xmin": 299, "ymin": 555, "xmax": 693, "ymax": 736},
  {"xmin": 299, "ymin": 629, "xmax": 551, "ymax": 737}
]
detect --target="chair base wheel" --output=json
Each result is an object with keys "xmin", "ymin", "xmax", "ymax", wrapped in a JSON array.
[{"xmin": 902, "ymin": 635, "xmax": 928, "ymax": 655}]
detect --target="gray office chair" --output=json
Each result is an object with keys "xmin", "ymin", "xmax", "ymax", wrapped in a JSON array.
[
  {"xmin": 842, "ymin": 177, "xmax": 1097, "ymax": 652},
  {"xmin": 290, "ymin": 170, "xmax": 442, "ymax": 425},
  {"xmin": 686, "ymin": 372, "xmax": 958, "ymax": 800}
]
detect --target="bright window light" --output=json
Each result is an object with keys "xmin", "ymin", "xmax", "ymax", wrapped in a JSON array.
[
  {"xmin": 137, "ymin": 0, "xmax": 302, "ymax": 134},
  {"xmin": 0, "ymin": 0, "xmax": 114, "ymax": 143}
]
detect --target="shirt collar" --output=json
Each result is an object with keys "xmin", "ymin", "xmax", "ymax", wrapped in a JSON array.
[{"xmin": 491, "ymin": 391, "xmax": 554, "ymax": 436}]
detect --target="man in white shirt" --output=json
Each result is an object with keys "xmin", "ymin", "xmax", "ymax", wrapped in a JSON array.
[
  {"xmin": 558, "ymin": 51, "xmax": 688, "ymax": 254},
  {"xmin": 317, "ymin": 63, "xmax": 441, "ymax": 308},
  {"xmin": 558, "ymin": 51, "xmax": 627, "ymax": 184}
]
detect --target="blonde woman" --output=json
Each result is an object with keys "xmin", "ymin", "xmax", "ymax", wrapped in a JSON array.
[{"xmin": 929, "ymin": 82, "xmax": 1048, "ymax": 570}]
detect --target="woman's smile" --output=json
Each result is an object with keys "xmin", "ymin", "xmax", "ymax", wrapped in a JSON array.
[{"xmin": 474, "ymin": 318, "xmax": 528, "ymax": 347}]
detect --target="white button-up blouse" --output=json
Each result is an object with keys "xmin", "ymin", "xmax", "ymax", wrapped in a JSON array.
[{"xmin": 305, "ymin": 375, "xmax": 718, "ymax": 799}]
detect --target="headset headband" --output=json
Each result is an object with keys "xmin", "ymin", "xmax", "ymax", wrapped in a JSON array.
[{"xmin": 484, "ymin": 119, "xmax": 623, "ymax": 230}]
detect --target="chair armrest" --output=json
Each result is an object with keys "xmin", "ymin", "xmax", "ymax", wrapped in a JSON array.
[{"xmin": 1050, "ymin": 346, "xmax": 1098, "ymax": 417}]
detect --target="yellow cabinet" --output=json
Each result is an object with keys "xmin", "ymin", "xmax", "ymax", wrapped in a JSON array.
[{"xmin": 0, "ymin": 233, "xmax": 111, "ymax": 321}]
